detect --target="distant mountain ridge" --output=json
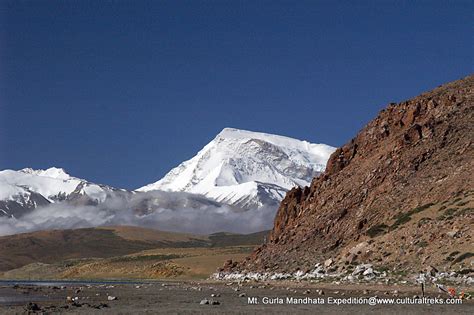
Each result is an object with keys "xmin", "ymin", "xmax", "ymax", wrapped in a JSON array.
[
  {"xmin": 138, "ymin": 128, "xmax": 335, "ymax": 209},
  {"xmin": 0, "ymin": 225, "xmax": 269, "ymax": 272},
  {"xmin": 0, "ymin": 167, "xmax": 119, "ymax": 218}
]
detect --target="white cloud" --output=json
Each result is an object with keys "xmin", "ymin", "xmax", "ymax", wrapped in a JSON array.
[{"xmin": 0, "ymin": 191, "xmax": 277, "ymax": 236}]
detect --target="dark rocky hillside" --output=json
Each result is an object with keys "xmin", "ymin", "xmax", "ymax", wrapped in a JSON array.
[{"xmin": 233, "ymin": 75, "xmax": 474, "ymax": 275}]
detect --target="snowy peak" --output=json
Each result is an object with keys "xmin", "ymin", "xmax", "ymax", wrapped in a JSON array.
[
  {"xmin": 214, "ymin": 127, "xmax": 335, "ymax": 182},
  {"xmin": 0, "ymin": 168, "xmax": 81, "ymax": 202},
  {"xmin": 19, "ymin": 167, "xmax": 71, "ymax": 180},
  {"xmin": 138, "ymin": 128, "xmax": 336, "ymax": 208},
  {"xmin": 0, "ymin": 167, "xmax": 113, "ymax": 217},
  {"xmin": 217, "ymin": 127, "xmax": 326, "ymax": 153}
]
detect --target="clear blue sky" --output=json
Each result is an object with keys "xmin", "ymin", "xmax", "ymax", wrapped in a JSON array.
[{"xmin": 0, "ymin": 0, "xmax": 472, "ymax": 189}]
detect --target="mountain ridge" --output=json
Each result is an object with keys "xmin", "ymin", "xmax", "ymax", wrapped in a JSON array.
[
  {"xmin": 0, "ymin": 167, "xmax": 118, "ymax": 218},
  {"xmin": 0, "ymin": 225, "xmax": 269, "ymax": 272}
]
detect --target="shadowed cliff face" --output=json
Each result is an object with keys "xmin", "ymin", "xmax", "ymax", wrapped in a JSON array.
[{"xmin": 236, "ymin": 75, "xmax": 474, "ymax": 273}]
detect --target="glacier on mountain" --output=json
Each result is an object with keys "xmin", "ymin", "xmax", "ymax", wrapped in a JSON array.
[{"xmin": 138, "ymin": 128, "xmax": 336, "ymax": 208}]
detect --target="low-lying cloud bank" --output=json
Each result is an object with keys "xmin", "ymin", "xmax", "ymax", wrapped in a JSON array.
[{"xmin": 0, "ymin": 191, "xmax": 277, "ymax": 236}]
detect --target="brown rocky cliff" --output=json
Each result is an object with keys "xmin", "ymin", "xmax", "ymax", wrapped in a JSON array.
[{"xmin": 236, "ymin": 75, "xmax": 474, "ymax": 273}]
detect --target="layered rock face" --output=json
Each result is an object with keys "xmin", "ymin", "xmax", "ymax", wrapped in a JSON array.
[{"xmin": 237, "ymin": 75, "xmax": 473, "ymax": 273}]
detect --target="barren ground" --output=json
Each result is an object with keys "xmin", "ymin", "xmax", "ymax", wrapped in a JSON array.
[{"xmin": 1, "ymin": 280, "xmax": 472, "ymax": 314}]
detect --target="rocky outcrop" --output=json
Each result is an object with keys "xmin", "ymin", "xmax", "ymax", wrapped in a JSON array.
[{"xmin": 233, "ymin": 75, "xmax": 474, "ymax": 274}]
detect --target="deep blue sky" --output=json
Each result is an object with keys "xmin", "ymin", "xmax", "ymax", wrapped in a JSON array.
[{"xmin": 0, "ymin": 1, "xmax": 472, "ymax": 189}]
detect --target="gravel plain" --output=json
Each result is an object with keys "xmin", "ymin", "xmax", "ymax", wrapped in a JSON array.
[{"xmin": 1, "ymin": 280, "xmax": 473, "ymax": 314}]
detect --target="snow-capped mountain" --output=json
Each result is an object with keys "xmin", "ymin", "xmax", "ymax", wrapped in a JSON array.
[
  {"xmin": 0, "ymin": 167, "xmax": 116, "ymax": 218},
  {"xmin": 0, "ymin": 129, "xmax": 336, "ymax": 235},
  {"xmin": 138, "ymin": 128, "xmax": 336, "ymax": 209}
]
